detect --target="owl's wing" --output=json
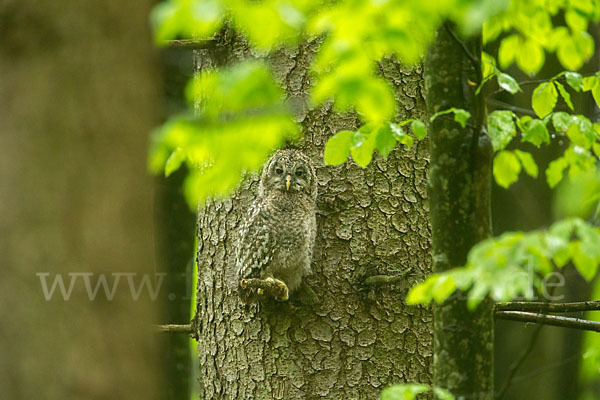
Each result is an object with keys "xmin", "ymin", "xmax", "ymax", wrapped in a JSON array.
[{"xmin": 236, "ymin": 200, "xmax": 274, "ymax": 281}]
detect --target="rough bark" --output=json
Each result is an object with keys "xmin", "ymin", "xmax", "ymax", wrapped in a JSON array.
[
  {"xmin": 194, "ymin": 33, "xmax": 433, "ymax": 399},
  {"xmin": 0, "ymin": 1, "xmax": 163, "ymax": 399},
  {"xmin": 425, "ymin": 25, "xmax": 494, "ymax": 398}
]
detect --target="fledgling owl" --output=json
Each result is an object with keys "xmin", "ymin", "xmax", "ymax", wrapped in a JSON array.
[{"xmin": 236, "ymin": 149, "xmax": 317, "ymax": 303}]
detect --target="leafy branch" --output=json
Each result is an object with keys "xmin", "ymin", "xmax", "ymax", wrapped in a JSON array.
[{"xmin": 407, "ymin": 218, "xmax": 600, "ymax": 310}]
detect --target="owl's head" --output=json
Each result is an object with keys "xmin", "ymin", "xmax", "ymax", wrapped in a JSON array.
[{"xmin": 259, "ymin": 150, "xmax": 316, "ymax": 199}]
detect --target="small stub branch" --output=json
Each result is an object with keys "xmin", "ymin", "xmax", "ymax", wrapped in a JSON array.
[{"xmin": 155, "ymin": 324, "xmax": 193, "ymax": 334}]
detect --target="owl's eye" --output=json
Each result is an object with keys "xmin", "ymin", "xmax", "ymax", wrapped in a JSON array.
[
  {"xmin": 275, "ymin": 168, "xmax": 284, "ymax": 175},
  {"xmin": 295, "ymin": 170, "xmax": 303, "ymax": 177}
]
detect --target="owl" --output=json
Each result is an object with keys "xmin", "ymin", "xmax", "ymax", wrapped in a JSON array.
[{"xmin": 235, "ymin": 149, "xmax": 317, "ymax": 303}]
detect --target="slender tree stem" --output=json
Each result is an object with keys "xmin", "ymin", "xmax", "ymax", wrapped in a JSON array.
[{"xmin": 496, "ymin": 311, "xmax": 600, "ymax": 332}]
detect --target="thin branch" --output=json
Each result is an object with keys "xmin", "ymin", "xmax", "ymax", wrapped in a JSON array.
[
  {"xmin": 496, "ymin": 311, "xmax": 600, "ymax": 332},
  {"xmin": 496, "ymin": 300, "xmax": 600, "ymax": 313},
  {"xmin": 155, "ymin": 324, "xmax": 194, "ymax": 334},
  {"xmin": 486, "ymin": 99, "xmax": 538, "ymax": 116},
  {"xmin": 444, "ymin": 23, "xmax": 479, "ymax": 67}
]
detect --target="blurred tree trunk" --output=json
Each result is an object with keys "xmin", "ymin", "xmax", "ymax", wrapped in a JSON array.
[
  {"xmin": 425, "ymin": 24, "xmax": 494, "ymax": 398},
  {"xmin": 0, "ymin": 1, "xmax": 163, "ymax": 399},
  {"xmin": 194, "ymin": 32, "xmax": 433, "ymax": 399}
]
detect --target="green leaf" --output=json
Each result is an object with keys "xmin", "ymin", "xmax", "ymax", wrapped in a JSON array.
[
  {"xmin": 571, "ymin": 242, "xmax": 598, "ymax": 281},
  {"xmin": 391, "ymin": 123, "xmax": 415, "ymax": 149},
  {"xmin": 582, "ymin": 76, "xmax": 597, "ymax": 91},
  {"xmin": 487, "ymin": 110, "xmax": 516, "ymax": 151},
  {"xmin": 406, "ymin": 277, "xmax": 435, "ymax": 305},
  {"xmin": 381, "ymin": 384, "xmax": 430, "ymax": 400},
  {"xmin": 565, "ymin": 72, "xmax": 583, "ymax": 92},
  {"xmin": 517, "ymin": 39, "xmax": 545, "ymax": 75},
  {"xmin": 552, "ymin": 112, "xmax": 571, "ymax": 132},
  {"xmin": 432, "ymin": 276, "xmax": 457, "ymax": 303},
  {"xmin": 592, "ymin": 81, "xmax": 600, "ymax": 108},
  {"xmin": 546, "ymin": 157, "xmax": 568, "ymax": 188},
  {"xmin": 375, "ymin": 125, "xmax": 397, "ymax": 158},
  {"xmin": 521, "ymin": 118, "xmax": 549, "ymax": 147},
  {"xmin": 497, "ymin": 72, "xmax": 521, "ymax": 94},
  {"xmin": 566, "ymin": 119, "xmax": 594, "ymax": 149},
  {"xmin": 350, "ymin": 131, "xmax": 377, "ymax": 168},
  {"xmin": 481, "ymin": 51, "xmax": 497, "ymax": 79},
  {"xmin": 164, "ymin": 147, "xmax": 186, "ymax": 177},
  {"xmin": 498, "ymin": 34, "xmax": 520, "ymax": 69},
  {"xmin": 411, "ymin": 120, "xmax": 427, "ymax": 140},
  {"xmin": 555, "ymin": 81, "xmax": 573, "ymax": 111},
  {"xmin": 434, "ymin": 387, "xmax": 456, "ymax": 400},
  {"xmin": 565, "ymin": 10, "xmax": 588, "ymax": 31},
  {"xmin": 557, "ymin": 31, "xmax": 594, "ymax": 71},
  {"xmin": 453, "ymin": 109, "xmax": 471, "ymax": 128},
  {"xmin": 493, "ymin": 150, "xmax": 521, "ymax": 188},
  {"xmin": 324, "ymin": 130, "xmax": 354, "ymax": 165},
  {"xmin": 532, "ymin": 82, "xmax": 558, "ymax": 118},
  {"xmin": 515, "ymin": 150, "xmax": 538, "ymax": 178}
]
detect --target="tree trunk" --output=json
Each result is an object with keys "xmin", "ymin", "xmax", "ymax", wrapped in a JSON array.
[
  {"xmin": 0, "ymin": 1, "xmax": 163, "ymax": 399},
  {"xmin": 425, "ymin": 24, "xmax": 494, "ymax": 398},
  {"xmin": 194, "ymin": 34, "xmax": 433, "ymax": 399}
]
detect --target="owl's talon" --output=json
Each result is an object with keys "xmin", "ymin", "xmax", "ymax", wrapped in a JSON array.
[
  {"xmin": 277, "ymin": 286, "xmax": 289, "ymax": 302},
  {"xmin": 265, "ymin": 277, "xmax": 289, "ymax": 301}
]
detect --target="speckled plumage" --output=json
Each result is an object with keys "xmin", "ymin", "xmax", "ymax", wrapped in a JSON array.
[{"xmin": 236, "ymin": 149, "xmax": 317, "ymax": 303}]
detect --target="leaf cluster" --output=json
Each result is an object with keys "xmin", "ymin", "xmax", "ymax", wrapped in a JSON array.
[
  {"xmin": 149, "ymin": 62, "xmax": 298, "ymax": 205},
  {"xmin": 407, "ymin": 218, "xmax": 600, "ymax": 309}
]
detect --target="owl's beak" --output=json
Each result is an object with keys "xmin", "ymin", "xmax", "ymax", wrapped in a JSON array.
[{"xmin": 285, "ymin": 175, "xmax": 291, "ymax": 191}]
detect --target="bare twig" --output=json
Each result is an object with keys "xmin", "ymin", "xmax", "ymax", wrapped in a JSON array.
[
  {"xmin": 496, "ymin": 301, "xmax": 600, "ymax": 313},
  {"xmin": 496, "ymin": 311, "xmax": 600, "ymax": 332},
  {"xmin": 155, "ymin": 324, "xmax": 194, "ymax": 334}
]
